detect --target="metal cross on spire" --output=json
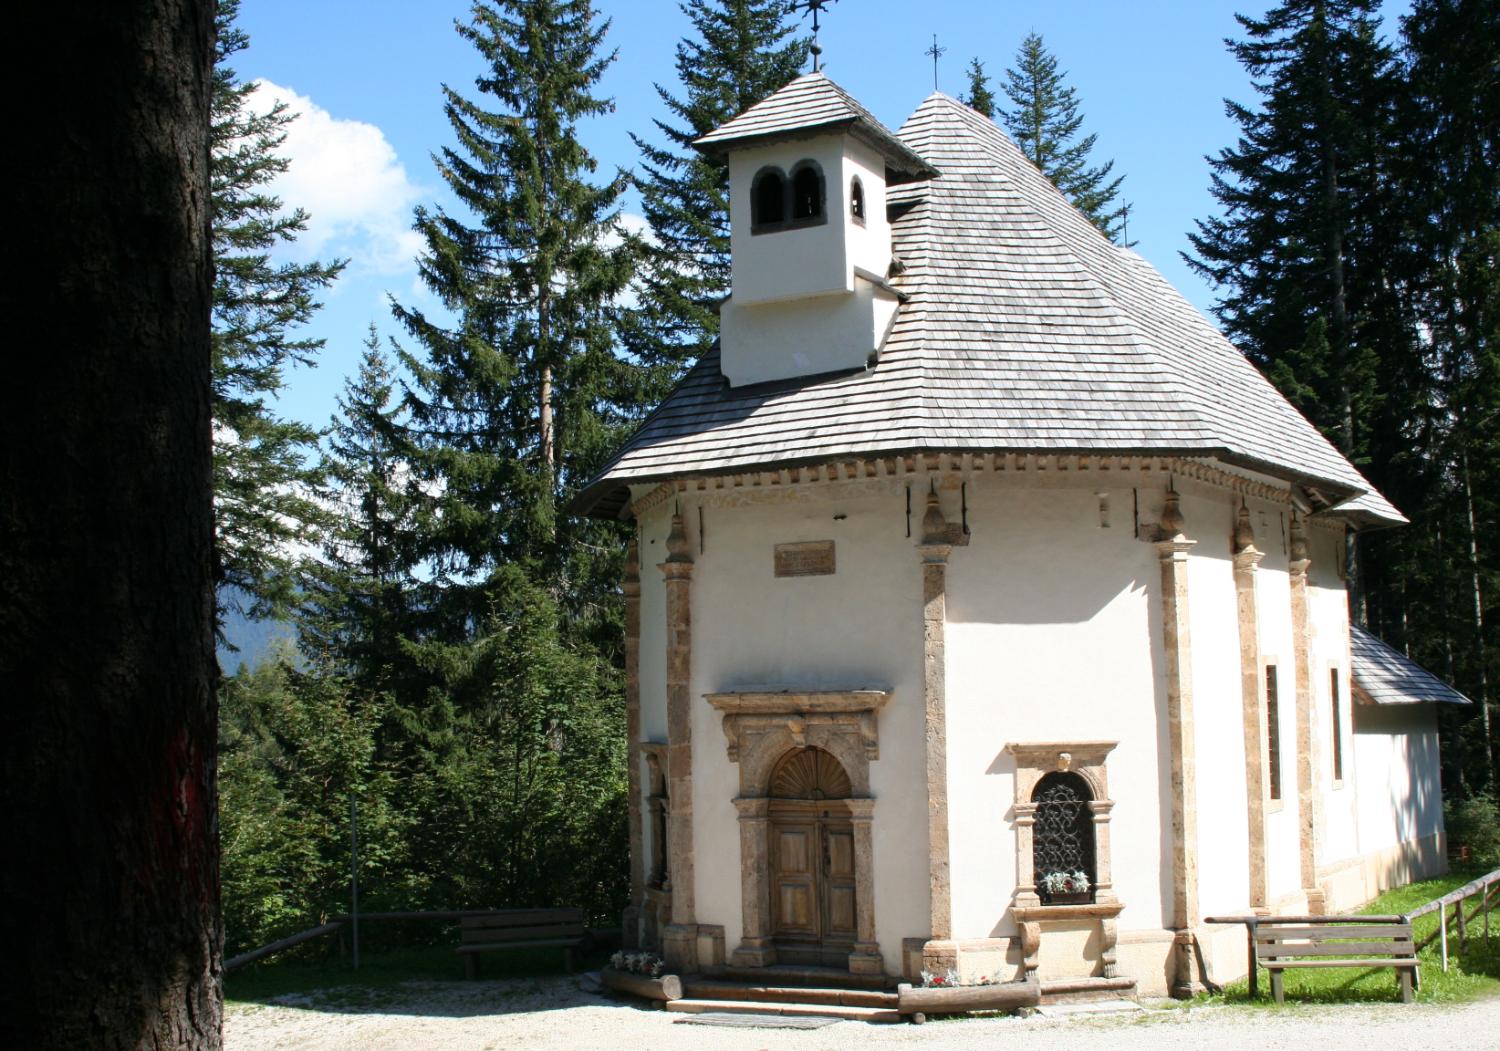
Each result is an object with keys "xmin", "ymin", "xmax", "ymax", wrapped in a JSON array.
[
  {"xmin": 789, "ymin": 0, "xmax": 840, "ymax": 73},
  {"xmin": 925, "ymin": 34, "xmax": 946, "ymax": 91}
]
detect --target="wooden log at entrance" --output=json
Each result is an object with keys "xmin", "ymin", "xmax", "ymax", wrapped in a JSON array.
[
  {"xmin": 895, "ymin": 980, "xmax": 1040, "ymax": 1015},
  {"xmin": 600, "ymin": 967, "xmax": 684, "ymax": 1002}
]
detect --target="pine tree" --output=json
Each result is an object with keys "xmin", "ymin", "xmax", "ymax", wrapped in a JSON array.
[
  {"xmin": 212, "ymin": 0, "xmax": 344, "ymax": 619},
  {"xmin": 627, "ymin": 0, "xmax": 808, "ymax": 370},
  {"xmin": 1000, "ymin": 32, "xmax": 1129, "ymax": 241},
  {"xmin": 962, "ymin": 57, "xmax": 997, "ymax": 119}
]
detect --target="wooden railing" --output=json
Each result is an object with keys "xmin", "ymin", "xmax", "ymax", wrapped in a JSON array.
[{"xmin": 1405, "ymin": 867, "xmax": 1500, "ymax": 972}]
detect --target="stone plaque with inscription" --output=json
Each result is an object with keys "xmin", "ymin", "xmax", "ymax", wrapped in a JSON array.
[{"xmin": 774, "ymin": 540, "xmax": 835, "ymax": 578}]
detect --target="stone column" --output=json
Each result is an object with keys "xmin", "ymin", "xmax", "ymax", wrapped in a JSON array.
[
  {"xmin": 918, "ymin": 489, "xmax": 953, "ymax": 951},
  {"xmin": 622, "ymin": 537, "xmax": 644, "ymax": 947},
  {"xmin": 659, "ymin": 511, "xmax": 699, "ymax": 971},
  {"xmin": 1232, "ymin": 505, "xmax": 1270, "ymax": 912},
  {"xmin": 731, "ymin": 797, "xmax": 774, "ymax": 966},
  {"xmin": 1089, "ymin": 799, "xmax": 1117, "ymax": 903},
  {"xmin": 1156, "ymin": 488, "xmax": 1202, "ymax": 998},
  {"xmin": 847, "ymin": 798, "xmax": 882, "ymax": 974},
  {"xmin": 1014, "ymin": 802, "xmax": 1040, "ymax": 907},
  {"xmin": 1288, "ymin": 513, "xmax": 1327, "ymax": 914}
]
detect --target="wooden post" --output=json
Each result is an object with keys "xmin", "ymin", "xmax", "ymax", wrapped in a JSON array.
[
  {"xmin": 1458, "ymin": 893, "xmax": 1468, "ymax": 949},
  {"xmin": 1441, "ymin": 904, "xmax": 1449, "ymax": 971},
  {"xmin": 1247, "ymin": 919, "xmax": 1258, "ymax": 1000}
]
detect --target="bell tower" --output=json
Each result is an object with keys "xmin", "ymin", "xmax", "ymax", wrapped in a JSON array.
[{"xmin": 694, "ymin": 73, "xmax": 937, "ymax": 387}]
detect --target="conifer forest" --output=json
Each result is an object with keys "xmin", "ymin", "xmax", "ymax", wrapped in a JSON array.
[{"xmin": 213, "ymin": 0, "xmax": 1500, "ymax": 956}]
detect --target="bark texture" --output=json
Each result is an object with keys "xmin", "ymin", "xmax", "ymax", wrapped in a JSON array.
[{"xmin": 0, "ymin": 2, "xmax": 219, "ymax": 1047}]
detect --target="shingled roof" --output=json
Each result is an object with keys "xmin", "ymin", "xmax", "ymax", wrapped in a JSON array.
[
  {"xmin": 693, "ymin": 71, "xmax": 936, "ymax": 181},
  {"xmin": 1350, "ymin": 626, "xmax": 1471, "ymax": 706},
  {"xmin": 575, "ymin": 86, "xmax": 1403, "ymax": 525}
]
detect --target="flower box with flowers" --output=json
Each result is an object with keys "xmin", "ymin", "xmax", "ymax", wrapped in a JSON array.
[{"xmin": 1037, "ymin": 869, "xmax": 1092, "ymax": 905}]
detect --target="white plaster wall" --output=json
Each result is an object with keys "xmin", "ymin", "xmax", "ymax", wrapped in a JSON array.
[
  {"xmin": 727, "ymin": 136, "xmax": 855, "ymax": 305},
  {"xmin": 944, "ymin": 478, "xmax": 1169, "ymax": 939},
  {"xmin": 681, "ymin": 480, "xmax": 927, "ymax": 975},
  {"xmin": 1308, "ymin": 525, "xmax": 1359, "ymax": 868},
  {"xmin": 1182, "ymin": 489, "xmax": 1252, "ymax": 918},
  {"xmin": 1353, "ymin": 704, "xmax": 1444, "ymax": 855},
  {"xmin": 839, "ymin": 139, "xmax": 891, "ymax": 280},
  {"xmin": 719, "ymin": 276, "xmax": 897, "ymax": 387},
  {"xmin": 1246, "ymin": 502, "xmax": 1303, "ymax": 903}
]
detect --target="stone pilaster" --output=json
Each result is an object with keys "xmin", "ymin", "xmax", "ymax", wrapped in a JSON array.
[
  {"xmin": 918, "ymin": 488, "xmax": 953, "ymax": 944},
  {"xmin": 731, "ymin": 797, "xmax": 774, "ymax": 966},
  {"xmin": 659, "ymin": 511, "xmax": 699, "ymax": 971},
  {"xmin": 1287, "ymin": 513, "xmax": 1327, "ymax": 914},
  {"xmin": 1156, "ymin": 488, "xmax": 1202, "ymax": 997},
  {"xmin": 1232, "ymin": 504, "xmax": 1270, "ymax": 912},
  {"xmin": 622, "ymin": 537, "xmax": 644, "ymax": 947},
  {"xmin": 847, "ymin": 798, "xmax": 882, "ymax": 974}
]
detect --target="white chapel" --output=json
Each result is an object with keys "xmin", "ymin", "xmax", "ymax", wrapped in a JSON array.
[{"xmin": 573, "ymin": 72, "xmax": 1467, "ymax": 997}]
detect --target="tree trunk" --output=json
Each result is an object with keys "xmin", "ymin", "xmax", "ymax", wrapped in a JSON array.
[
  {"xmin": 0, "ymin": 3, "xmax": 220, "ymax": 1048},
  {"xmin": 1461, "ymin": 450, "xmax": 1497, "ymax": 790}
]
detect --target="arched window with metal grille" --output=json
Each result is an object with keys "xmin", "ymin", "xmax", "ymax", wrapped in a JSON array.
[{"xmin": 1031, "ymin": 771, "xmax": 1096, "ymax": 901}]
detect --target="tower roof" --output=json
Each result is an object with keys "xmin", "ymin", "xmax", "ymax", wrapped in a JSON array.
[
  {"xmin": 576, "ymin": 89, "xmax": 1402, "ymax": 527},
  {"xmin": 693, "ymin": 71, "xmax": 937, "ymax": 181}
]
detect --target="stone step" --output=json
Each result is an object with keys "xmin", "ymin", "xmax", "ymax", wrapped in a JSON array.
[
  {"xmin": 715, "ymin": 964, "xmax": 898, "ymax": 990},
  {"xmin": 665, "ymin": 998, "xmax": 901, "ymax": 1024},
  {"xmin": 1038, "ymin": 976, "xmax": 1138, "ymax": 1005},
  {"xmin": 682, "ymin": 978, "xmax": 897, "ymax": 1009}
]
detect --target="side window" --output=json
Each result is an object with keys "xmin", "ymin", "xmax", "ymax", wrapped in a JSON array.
[
  {"xmin": 1330, "ymin": 668, "xmax": 1344, "ymax": 783},
  {"xmin": 1265, "ymin": 663, "xmax": 1282, "ymax": 801},
  {"xmin": 850, "ymin": 176, "xmax": 866, "ymax": 224},
  {"xmin": 790, "ymin": 162, "xmax": 824, "ymax": 222},
  {"xmin": 752, "ymin": 167, "xmax": 786, "ymax": 230}
]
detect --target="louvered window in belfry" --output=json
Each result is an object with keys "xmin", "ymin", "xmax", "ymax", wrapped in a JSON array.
[{"xmin": 1032, "ymin": 771, "xmax": 1096, "ymax": 897}]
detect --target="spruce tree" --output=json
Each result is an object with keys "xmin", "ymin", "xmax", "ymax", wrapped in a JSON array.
[
  {"xmin": 1000, "ymin": 32, "xmax": 1129, "ymax": 241},
  {"xmin": 302, "ymin": 326, "xmax": 417, "ymax": 688},
  {"xmin": 627, "ymin": 0, "xmax": 808, "ymax": 370},
  {"xmin": 962, "ymin": 57, "xmax": 997, "ymax": 119},
  {"xmin": 212, "ymin": 0, "xmax": 343, "ymax": 619}
]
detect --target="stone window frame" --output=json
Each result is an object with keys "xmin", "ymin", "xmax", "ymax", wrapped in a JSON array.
[
  {"xmin": 1264, "ymin": 657, "xmax": 1285, "ymax": 813},
  {"xmin": 1004, "ymin": 741, "xmax": 1119, "ymax": 912}
]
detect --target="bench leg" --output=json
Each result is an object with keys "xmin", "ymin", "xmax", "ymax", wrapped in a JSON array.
[
  {"xmin": 1398, "ymin": 967, "xmax": 1414, "ymax": 1004},
  {"xmin": 463, "ymin": 954, "xmax": 478, "ymax": 981},
  {"xmin": 1270, "ymin": 970, "xmax": 1284, "ymax": 1005}
]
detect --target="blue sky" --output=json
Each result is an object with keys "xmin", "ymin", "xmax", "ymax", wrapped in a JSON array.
[{"xmin": 236, "ymin": 0, "xmax": 1413, "ymax": 434}]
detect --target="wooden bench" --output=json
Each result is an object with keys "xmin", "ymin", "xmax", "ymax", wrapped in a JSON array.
[
  {"xmin": 1255, "ymin": 919, "xmax": 1418, "ymax": 1003},
  {"xmin": 456, "ymin": 908, "xmax": 588, "ymax": 979}
]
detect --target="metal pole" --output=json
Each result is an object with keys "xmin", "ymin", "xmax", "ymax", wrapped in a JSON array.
[{"xmin": 351, "ymin": 793, "xmax": 360, "ymax": 970}]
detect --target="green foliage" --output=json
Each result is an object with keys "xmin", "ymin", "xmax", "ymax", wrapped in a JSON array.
[
  {"xmin": 219, "ymin": 656, "xmax": 403, "ymax": 955},
  {"xmin": 212, "ymin": 0, "xmax": 343, "ymax": 619},
  {"xmin": 999, "ymin": 33, "xmax": 1129, "ymax": 242},
  {"xmin": 961, "ymin": 57, "xmax": 997, "ymax": 119},
  {"xmin": 625, "ymin": 0, "xmax": 808, "ymax": 372},
  {"xmin": 1447, "ymin": 794, "xmax": 1500, "ymax": 867}
]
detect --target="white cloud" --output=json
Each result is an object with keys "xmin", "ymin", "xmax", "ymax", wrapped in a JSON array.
[{"xmin": 252, "ymin": 79, "xmax": 425, "ymax": 275}]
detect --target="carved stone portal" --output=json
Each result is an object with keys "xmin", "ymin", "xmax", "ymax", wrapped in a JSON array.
[{"xmin": 707, "ymin": 689, "xmax": 891, "ymax": 974}]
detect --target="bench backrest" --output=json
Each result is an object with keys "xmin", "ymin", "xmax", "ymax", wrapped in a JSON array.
[
  {"xmin": 1254, "ymin": 922, "xmax": 1414, "ymax": 961},
  {"xmin": 459, "ymin": 908, "xmax": 586, "ymax": 946}
]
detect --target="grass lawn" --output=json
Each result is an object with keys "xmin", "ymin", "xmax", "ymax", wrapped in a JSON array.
[{"xmin": 1209, "ymin": 864, "xmax": 1500, "ymax": 1006}]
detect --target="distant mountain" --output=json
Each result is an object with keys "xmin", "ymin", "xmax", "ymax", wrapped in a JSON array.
[{"xmin": 216, "ymin": 586, "xmax": 296, "ymax": 674}]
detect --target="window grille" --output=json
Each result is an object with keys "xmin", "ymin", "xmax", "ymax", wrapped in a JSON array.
[{"xmin": 1031, "ymin": 771, "xmax": 1096, "ymax": 896}]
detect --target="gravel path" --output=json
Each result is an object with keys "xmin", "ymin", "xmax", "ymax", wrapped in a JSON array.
[{"xmin": 226, "ymin": 976, "xmax": 1500, "ymax": 1051}]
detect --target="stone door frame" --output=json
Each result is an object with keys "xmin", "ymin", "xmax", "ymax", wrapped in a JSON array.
[{"xmin": 707, "ymin": 689, "xmax": 890, "ymax": 975}]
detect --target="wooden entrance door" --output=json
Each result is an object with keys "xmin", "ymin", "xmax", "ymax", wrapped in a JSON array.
[{"xmin": 767, "ymin": 748, "xmax": 857, "ymax": 965}]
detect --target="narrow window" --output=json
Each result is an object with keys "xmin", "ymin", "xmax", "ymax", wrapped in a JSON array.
[
  {"xmin": 1265, "ymin": 664, "xmax": 1282, "ymax": 801},
  {"xmin": 1330, "ymin": 668, "xmax": 1344, "ymax": 782},
  {"xmin": 791, "ymin": 163, "xmax": 823, "ymax": 221},
  {"xmin": 752, "ymin": 167, "xmax": 786, "ymax": 229},
  {"xmin": 850, "ymin": 176, "xmax": 866, "ymax": 224},
  {"xmin": 1032, "ymin": 771, "xmax": 1096, "ymax": 902}
]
